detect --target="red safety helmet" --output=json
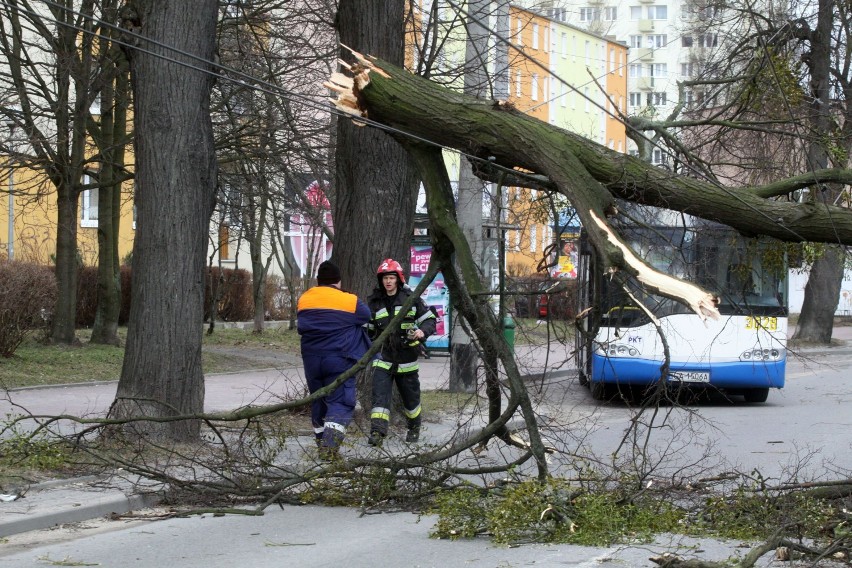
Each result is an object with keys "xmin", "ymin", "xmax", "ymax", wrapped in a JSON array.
[{"xmin": 376, "ymin": 258, "xmax": 406, "ymax": 284}]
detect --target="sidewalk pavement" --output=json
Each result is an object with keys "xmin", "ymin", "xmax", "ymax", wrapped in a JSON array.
[{"xmin": 1, "ymin": 325, "xmax": 850, "ymax": 540}]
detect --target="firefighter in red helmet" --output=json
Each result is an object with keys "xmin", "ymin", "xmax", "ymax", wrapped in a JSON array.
[{"xmin": 365, "ymin": 258, "xmax": 437, "ymax": 446}]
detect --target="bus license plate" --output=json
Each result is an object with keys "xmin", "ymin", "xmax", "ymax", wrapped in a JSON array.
[
  {"xmin": 745, "ymin": 316, "xmax": 778, "ymax": 331},
  {"xmin": 669, "ymin": 371, "xmax": 710, "ymax": 383}
]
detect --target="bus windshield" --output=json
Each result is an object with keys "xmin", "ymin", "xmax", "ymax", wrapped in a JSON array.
[{"xmin": 599, "ymin": 225, "xmax": 787, "ymax": 327}]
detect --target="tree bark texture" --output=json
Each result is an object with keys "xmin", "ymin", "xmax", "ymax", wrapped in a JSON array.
[
  {"xmin": 793, "ymin": 244, "xmax": 845, "ymax": 343},
  {"xmin": 331, "ymin": 0, "xmax": 420, "ymax": 299},
  {"xmin": 111, "ymin": 0, "xmax": 218, "ymax": 441},
  {"xmin": 792, "ymin": 0, "xmax": 846, "ymax": 343},
  {"xmin": 91, "ymin": 38, "xmax": 130, "ymax": 346},
  {"xmin": 50, "ymin": 2, "xmax": 96, "ymax": 345}
]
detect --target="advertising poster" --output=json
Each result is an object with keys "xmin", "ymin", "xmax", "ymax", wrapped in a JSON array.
[
  {"xmin": 552, "ymin": 230, "xmax": 580, "ymax": 279},
  {"xmin": 409, "ymin": 245, "xmax": 450, "ymax": 350}
]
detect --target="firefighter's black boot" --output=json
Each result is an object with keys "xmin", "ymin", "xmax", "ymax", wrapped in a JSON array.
[
  {"xmin": 367, "ymin": 430, "xmax": 384, "ymax": 447},
  {"xmin": 405, "ymin": 417, "xmax": 421, "ymax": 443},
  {"xmin": 405, "ymin": 427, "xmax": 420, "ymax": 443}
]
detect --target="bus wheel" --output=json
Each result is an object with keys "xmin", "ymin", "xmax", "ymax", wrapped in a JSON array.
[
  {"xmin": 578, "ymin": 370, "xmax": 589, "ymax": 387},
  {"xmin": 744, "ymin": 388, "xmax": 769, "ymax": 403}
]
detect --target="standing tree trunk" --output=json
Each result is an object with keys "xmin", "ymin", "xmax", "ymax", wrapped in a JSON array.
[
  {"xmin": 91, "ymin": 31, "xmax": 130, "ymax": 346},
  {"xmin": 794, "ymin": 245, "xmax": 845, "ymax": 343},
  {"xmin": 331, "ymin": 0, "xmax": 420, "ymax": 298},
  {"xmin": 50, "ymin": 2, "xmax": 96, "ymax": 345},
  {"xmin": 792, "ymin": 0, "xmax": 843, "ymax": 344},
  {"xmin": 110, "ymin": 0, "xmax": 218, "ymax": 441},
  {"xmin": 52, "ymin": 182, "xmax": 80, "ymax": 344},
  {"xmin": 249, "ymin": 191, "xmax": 271, "ymax": 334}
]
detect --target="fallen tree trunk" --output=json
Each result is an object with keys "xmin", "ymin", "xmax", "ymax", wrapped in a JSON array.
[{"xmin": 326, "ymin": 52, "xmax": 852, "ymax": 320}]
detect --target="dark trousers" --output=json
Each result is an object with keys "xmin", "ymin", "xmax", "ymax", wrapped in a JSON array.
[
  {"xmin": 303, "ymin": 354, "xmax": 356, "ymax": 448},
  {"xmin": 369, "ymin": 362, "xmax": 422, "ymax": 436}
]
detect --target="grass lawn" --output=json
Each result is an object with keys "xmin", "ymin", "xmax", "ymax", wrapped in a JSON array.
[{"xmin": 0, "ymin": 325, "xmax": 303, "ymax": 389}]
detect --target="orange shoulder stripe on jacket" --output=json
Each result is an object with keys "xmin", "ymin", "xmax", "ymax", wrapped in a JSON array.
[{"xmin": 297, "ymin": 286, "xmax": 358, "ymax": 313}]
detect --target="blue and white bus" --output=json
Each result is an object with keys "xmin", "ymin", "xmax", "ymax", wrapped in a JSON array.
[{"xmin": 575, "ymin": 211, "xmax": 788, "ymax": 403}]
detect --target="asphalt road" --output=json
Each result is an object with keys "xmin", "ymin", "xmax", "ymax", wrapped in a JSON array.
[{"xmin": 1, "ymin": 336, "xmax": 851, "ymax": 567}]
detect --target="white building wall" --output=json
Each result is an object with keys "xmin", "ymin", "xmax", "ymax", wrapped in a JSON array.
[{"xmin": 788, "ymin": 268, "xmax": 852, "ymax": 316}]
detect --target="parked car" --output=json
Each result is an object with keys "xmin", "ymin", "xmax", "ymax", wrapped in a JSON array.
[{"xmin": 508, "ymin": 276, "xmax": 577, "ymax": 320}]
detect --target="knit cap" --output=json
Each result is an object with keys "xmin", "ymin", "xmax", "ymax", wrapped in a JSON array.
[{"xmin": 316, "ymin": 261, "xmax": 341, "ymax": 286}]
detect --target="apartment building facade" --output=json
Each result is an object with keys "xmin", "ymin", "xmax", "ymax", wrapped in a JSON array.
[{"xmin": 503, "ymin": 4, "xmax": 627, "ymax": 277}]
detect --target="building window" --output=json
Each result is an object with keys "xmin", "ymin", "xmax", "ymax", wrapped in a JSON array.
[
  {"xmin": 609, "ymin": 48, "xmax": 615, "ymax": 73},
  {"xmin": 629, "ymin": 64, "xmax": 643, "ymax": 78},
  {"xmin": 561, "ymin": 32, "xmax": 567, "ymax": 57},
  {"xmin": 629, "ymin": 149, "xmax": 640, "ymax": 157},
  {"xmin": 648, "ymin": 91, "xmax": 667, "ymax": 105},
  {"xmin": 530, "ymin": 224, "xmax": 537, "ymax": 253},
  {"xmin": 549, "ymin": 7, "xmax": 568, "ymax": 21},
  {"xmin": 647, "ymin": 5, "xmax": 668, "ymax": 20},
  {"xmin": 514, "ymin": 229, "xmax": 521, "ymax": 251},
  {"xmin": 698, "ymin": 5, "xmax": 722, "ymax": 19},
  {"xmin": 681, "ymin": 62, "xmax": 695, "ymax": 77},
  {"xmin": 682, "ymin": 36, "xmax": 693, "ymax": 47},
  {"xmin": 560, "ymin": 82, "xmax": 567, "ymax": 107},
  {"xmin": 698, "ymin": 34, "xmax": 718, "ymax": 47},
  {"xmin": 516, "ymin": 18, "xmax": 523, "ymax": 45},
  {"xmin": 532, "ymin": 23, "xmax": 539, "ymax": 49},
  {"xmin": 579, "ymin": 7, "xmax": 600, "ymax": 21},
  {"xmin": 684, "ymin": 89, "xmax": 694, "ymax": 107},
  {"xmin": 630, "ymin": 6, "xmax": 642, "ymax": 20},
  {"xmin": 80, "ymin": 175, "xmax": 98, "ymax": 228},
  {"xmin": 650, "ymin": 63, "xmax": 667, "ymax": 78},
  {"xmin": 584, "ymin": 40, "xmax": 590, "ymax": 64},
  {"xmin": 647, "ymin": 34, "xmax": 667, "ymax": 48},
  {"xmin": 604, "ymin": 6, "xmax": 617, "ymax": 20},
  {"xmin": 584, "ymin": 86, "xmax": 590, "ymax": 111},
  {"xmin": 515, "ymin": 70, "xmax": 522, "ymax": 97},
  {"xmin": 531, "ymin": 74, "xmax": 539, "ymax": 100},
  {"xmin": 629, "ymin": 35, "xmax": 642, "ymax": 48},
  {"xmin": 652, "ymin": 148, "xmax": 668, "ymax": 164},
  {"xmin": 629, "ymin": 92, "xmax": 643, "ymax": 106}
]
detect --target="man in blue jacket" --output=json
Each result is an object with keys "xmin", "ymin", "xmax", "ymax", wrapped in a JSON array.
[{"xmin": 297, "ymin": 261, "xmax": 371, "ymax": 459}]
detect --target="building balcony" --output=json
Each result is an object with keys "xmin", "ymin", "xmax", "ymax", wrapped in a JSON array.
[
  {"xmin": 637, "ymin": 19, "xmax": 654, "ymax": 32},
  {"xmin": 636, "ymin": 47, "xmax": 653, "ymax": 61},
  {"xmin": 633, "ymin": 77, "xmax": 654, "ymax": 91}
]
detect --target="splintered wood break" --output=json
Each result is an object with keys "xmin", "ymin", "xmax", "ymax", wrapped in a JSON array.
[
  {"xmin": 326, "ymin": 45, "xmax": 394, "ymax": 125},
  {"xmin": 588, "ymin": 210, "xmax": 720, "ymax": 322}
]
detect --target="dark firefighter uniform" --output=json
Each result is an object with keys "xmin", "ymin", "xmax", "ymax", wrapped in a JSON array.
[{"xmin": 366, "ymin": 259, "xmax": 437, "ymax": 445}]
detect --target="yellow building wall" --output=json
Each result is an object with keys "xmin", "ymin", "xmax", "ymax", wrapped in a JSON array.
[{"xmin": 0, "ymin": 160, "xmax": 136, "ymax": 266}]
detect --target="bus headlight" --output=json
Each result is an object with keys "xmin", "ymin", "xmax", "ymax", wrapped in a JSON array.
[
  {"xmin": 596, "ymin": 342, "xmax": 640, "ymax": 358},
  {"xmin": 740, "ymin": 347, "xmax": 784, "ymax": 361}
]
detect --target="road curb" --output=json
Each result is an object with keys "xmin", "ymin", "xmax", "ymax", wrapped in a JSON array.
[{"xmin": 0, "ymin": 477, "xmax": 163, "ymax": 538}]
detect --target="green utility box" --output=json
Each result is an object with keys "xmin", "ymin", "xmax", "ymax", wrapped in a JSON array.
[{"xmin": 502, "ymin": 315, "xmax": 516, "ymax": 351}]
